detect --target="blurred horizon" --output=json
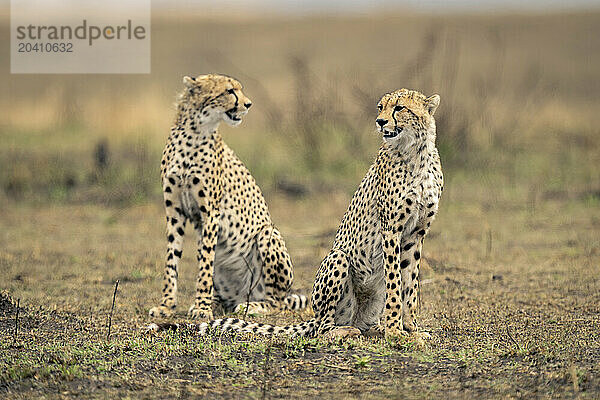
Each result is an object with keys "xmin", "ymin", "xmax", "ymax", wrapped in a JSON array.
[
  {"xmin": 150, "ymin": 0, "xmax": 600, "ymax": 14},
  {"xmin": 2, "ymin": 0, "xmax": 600, "ymax": 16}
]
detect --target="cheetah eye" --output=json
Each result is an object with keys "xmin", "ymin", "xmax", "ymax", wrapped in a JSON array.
[
  {"xmin": 377, "ymin": 104, "xmax": 383, "ymax": 111},
  {"xmin": 394, "ymin": 105, "xmax": 405, "ymax": 112},
  {"xmin": 227, "ymin": 88, "xmax": 235, "ymax": 94}
]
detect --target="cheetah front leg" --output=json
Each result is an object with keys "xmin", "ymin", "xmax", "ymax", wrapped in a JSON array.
[
  {"xmin": 149, "ymin": 176, "xmax": 186, "ymax": 318},
  {"xmin": 400, "ymin": 234, "xmax": 430, "ymax": 340},
  {"xmin": 234, "ymin": 225, "xmax": 292, "ymax": 315},
  {"xmin": 311, "ymin": 250, "xmax": 356, "ymax": 336},
  {"xmin": 381, "ymin": 230, "xmax": 406, "ymax": 340},
  {"xmin": 188, "ymin": 211, "xmax": 220, "ymax": 320},
  {"xmin": 186, "ymin": 169, "xmax": 222, "ymax": 320}
]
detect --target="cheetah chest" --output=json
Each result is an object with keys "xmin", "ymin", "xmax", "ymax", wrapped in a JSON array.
[{"xmin": 180, "ymin": 187, "xmax": 204, "ymax": 222}]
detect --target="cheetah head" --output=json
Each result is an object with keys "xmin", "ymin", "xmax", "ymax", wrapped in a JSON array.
[
  {"xmin": 180, "ymin": 74, "xmax": 252, "ymax": 128},
  {"xmin": 376, "ymin": 89, "xmax": 440, "ymax": 145}
]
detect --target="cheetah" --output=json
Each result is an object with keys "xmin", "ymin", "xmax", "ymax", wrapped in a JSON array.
[
  {"xmin": 149, "ymin": 74, "xmax": 307, "ymax": 320},
  {"xmin": 147, "ymin": 88, "xmax": 443, "ymax": 341}
]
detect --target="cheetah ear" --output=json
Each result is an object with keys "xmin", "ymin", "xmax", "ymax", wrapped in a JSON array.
[
  {"xmin": 425, "ymin": 94, "xmax": 440, "ymax": 116},
  {"xmin": 183, "ymin": 76, "xmax": 196, "ymax": 88}
]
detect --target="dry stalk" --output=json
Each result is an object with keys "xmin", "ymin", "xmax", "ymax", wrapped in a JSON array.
[
  {"xmin": 13, "ymin": 298, "xmax": 20, "ymax": 346},
  {"xmin": 106, "ymin": 280, "xmax": 120, "ymax": 341}
]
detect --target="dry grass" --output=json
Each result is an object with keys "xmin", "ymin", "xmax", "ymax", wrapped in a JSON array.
[
  {"xmin": 0, "ymin": 10, "xmax": 599, "ymax": 399},
  {"xmin": 0, "ymin": 188, "xmax": 598, "ymax": 398}
]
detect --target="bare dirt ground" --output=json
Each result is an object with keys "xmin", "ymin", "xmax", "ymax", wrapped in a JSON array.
[{"xmin": 1, "ymin": 186, "xmax": 599, "ymax": 399}]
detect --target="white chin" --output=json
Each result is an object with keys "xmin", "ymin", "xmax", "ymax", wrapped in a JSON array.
[
  {"xmin": 382, "ymin": 133, "xmax": 399, "ymax": 142},
  {"xmin": 223, "ymin": 115, "xmax": 242, "ymax": 126},
  {"xmin": 225, "ymin": 119, "xmax": 242, "ymax": 127}
]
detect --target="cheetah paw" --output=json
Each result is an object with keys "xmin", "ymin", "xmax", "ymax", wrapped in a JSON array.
[
  {"xmin": 149, "ymin": 305, "xmax": 175, "ymax": 318},
  {"xmin": 187, "ymin": 305, "xmax": 213, "ymax": 320},
  {"xmin": 411, "ymin": 331, "xmax": 431, "ymax": 342},
  {"xmin": 363, "ymin": 324, "xmax": 385, "ymax": 338},
  {"xmin": 384, "ymin": 327, "xmax": 409, "ymax": 341},
  {"xmin": 325, "ymin": 326, "xmax": 362, "ymax": 340},
  {"xmin": 234, "ymin": 302, "xmax": 269, "ymax": 316},
  {"xmin": 408, "ymin": 331, "xmax": 431, "ymax": 349}
]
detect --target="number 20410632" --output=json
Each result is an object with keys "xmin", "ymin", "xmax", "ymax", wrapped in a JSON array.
[{"xmin": 18, "ymin": 42, "xmax": 73, "ymax": 52}]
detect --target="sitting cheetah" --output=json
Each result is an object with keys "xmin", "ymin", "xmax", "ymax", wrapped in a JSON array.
[
  {"xmin": 149, "ymin": 74, "xmax": 307, "ymax": 320},
  {"xmin": 148, "ymin": 88, "xmax": 442, "ymax": 340}
]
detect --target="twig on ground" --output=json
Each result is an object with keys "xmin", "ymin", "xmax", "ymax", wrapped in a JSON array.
[
  {"xmin": 106, "ymin": 280, "xmax": 119, "ymax": 341},
  {"xmin": 242, "ymin": 254, "xmax": 256, "ymax": 318},
  {"xmin": 13, "ymin": 298, "xmax": 20, "ymax": 345},
  {"xmin": 506, "ymin": 325, "xmax": 522, "ymax": 352}
]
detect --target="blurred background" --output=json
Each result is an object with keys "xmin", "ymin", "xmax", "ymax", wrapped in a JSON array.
[{"xmin": 1, "ymin": 1, "xmax": 599, "ymax": 206}]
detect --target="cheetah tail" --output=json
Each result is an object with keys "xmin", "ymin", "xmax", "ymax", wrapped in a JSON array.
[
  {"xmin": 144, "ymin": 317, "xmax": 317, "ymax": 337},
  {"xmin": 284, "ymin": 293, "xmax": 309, "ymax": 311}
]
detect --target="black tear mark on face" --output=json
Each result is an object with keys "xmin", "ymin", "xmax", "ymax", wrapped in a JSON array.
[
  {"xmin": 392, "ymin": 106, "xmax": 399, "ymax": 128},
  {"xmin": 229, "ymin": 89, "xmax": 239, "ymax": 108}
]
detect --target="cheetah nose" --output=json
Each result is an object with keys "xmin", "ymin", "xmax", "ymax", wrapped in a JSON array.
[
  {"xmin": 376, "ymin": 118, "xmax": 388, "ymax": 127},
  {"xmin": 244, "ymin": 102, "xmax": 252, "ymax": 109}
]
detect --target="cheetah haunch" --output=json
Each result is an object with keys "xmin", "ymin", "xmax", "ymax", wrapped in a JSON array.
[
  {"xmin": 149, "ymin": 74, "xmax": 307, "ymax": 320},
  {"xmin": 148, "ymin": 88, "xmax": 442, "ymax": 341}
]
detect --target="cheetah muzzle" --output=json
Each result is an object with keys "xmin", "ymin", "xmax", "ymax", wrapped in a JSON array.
[
  {"xmin": 382, "ymin": 127, "xmax": 403, "ymax": 139},
  {"xmin": 225, "ymin": 109, "xmax": 243, "ymax": 122}
]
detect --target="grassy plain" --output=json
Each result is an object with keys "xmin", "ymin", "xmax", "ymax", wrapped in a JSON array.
[{"xmin": 0, "ymin": 10, "xmax": 599, "ymax": 399}]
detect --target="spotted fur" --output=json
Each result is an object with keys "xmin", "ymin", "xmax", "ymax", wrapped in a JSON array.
[
  {"xmin": 149, "ymin": 74, "xmax": 307, "ymax": 320},
  {"xmin": 147, "ymin": 88, "xmax": 442, "ymax": 340}
]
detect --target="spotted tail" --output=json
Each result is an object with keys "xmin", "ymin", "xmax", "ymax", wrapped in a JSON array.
[
  {"xmin": 284, "ymin": 294, "xmax": 308, "ymax": 310},
  {"xmin": 233, "ymin": 293, "xmax": 309, "ymax": 315},
  {"xmin": 145, "ymin": 317, "xmax": 317, "ymax": 337}
]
